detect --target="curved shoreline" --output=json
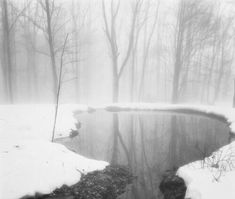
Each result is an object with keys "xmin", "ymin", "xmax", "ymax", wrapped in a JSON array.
[
  {"xmin": 100, "ymin": 103, "xmax": 234, "ymax": 133},
  {"xmin": 97, "ymin": 103, "xmax": 234, "ymax": 199},
  {"xmin": 2, "ymin": 103, "xmax": 233, "ymax": 199}
]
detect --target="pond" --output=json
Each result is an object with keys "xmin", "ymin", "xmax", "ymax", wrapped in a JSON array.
[{"xmin": 57, "ymin": 110, "xmax": 230, "ymax": 199}]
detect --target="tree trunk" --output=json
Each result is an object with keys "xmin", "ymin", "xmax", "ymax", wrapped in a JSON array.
[
  {"xmin": 172, "ymin": 35, "xmax": 183, "ymax": 103},
  {"xmin": 2, "ymin": 0, "xmax": 13, "ymax": 103},
  {"xmin": 213, "ymin": 43, "xmax": 225, "ymax": 103},
  {"xmin": 45, "ymin": 0, "xmax": 58, "ymax": 102},
  {"xmin": 172, "ymin": 11, "xmax": 184, "ymax": 104},
  {"xmin": 233, "ymin": 79, "xmax": 235, "ymax": 108}
]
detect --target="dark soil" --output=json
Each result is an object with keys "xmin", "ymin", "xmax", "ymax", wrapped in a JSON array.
[
  {"xmin": 159, "ymin": 169, "xmax": 186, "ymax": 199},
  {"xmin": 21, "ymin": 165, "xmax": 133, "ymax": 199}
]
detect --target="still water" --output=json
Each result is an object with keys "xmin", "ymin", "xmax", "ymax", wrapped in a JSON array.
[{"xmin": 57, "ymin": 110, "xmax": 230, "ymax": 199}]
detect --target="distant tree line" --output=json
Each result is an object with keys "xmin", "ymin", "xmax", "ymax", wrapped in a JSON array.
[{"xmin": 0, "ymin": 0, "xmax": 235, "ymax": 106}]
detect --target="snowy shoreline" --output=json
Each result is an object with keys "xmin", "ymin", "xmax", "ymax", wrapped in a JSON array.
[
  {"xmin": 0, "ymin": 140, "xmax": 108, "ymax": 199},
  {"xmin": 0, "ymin": 104, "xmax": 108, "ymax": 199},
  {"xmin": 99, "ymin": 103, "xmax": 235, "ymax": 199},
  {"xmin": 102, "ymin": 103, "xmax": 235, "ymax": 133},
  {"xmin": 1, "ymin": 103, "xmax": 235, "ymax": 199}
]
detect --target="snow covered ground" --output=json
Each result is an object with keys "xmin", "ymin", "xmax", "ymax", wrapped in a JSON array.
[
  {"xmin": 1, "ymin": 103, "xmax": 235, "ymax": 199},
  {"xmin": 0, "ymin": 140, "xmax": 108, "ymax": 199},
  {"xmin": 0, "ymin": 104, "xmax": 108, "ymax": 199},
  {"xmin": 0, "ymin": 104, "xmax": 90, "ymax": 141},
  {"xmin": 177, "ymin": 142, "xmax": 235, "ymax": 199}
]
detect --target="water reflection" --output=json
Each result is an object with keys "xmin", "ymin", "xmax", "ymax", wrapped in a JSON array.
[{"xmin": 57, "ymin": 111, "xmax": 230, "ymax": 199}]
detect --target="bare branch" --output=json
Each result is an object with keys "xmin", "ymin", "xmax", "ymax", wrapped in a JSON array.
[
  {"xmin": 102, "ymin": 0, "xmax": 111, "ymax": 42},
  {"xmin": 51, "ymin": 33, "xmax": 69, "ymax": 142},
  {"xmin": 9, "ymin": 1, "xmax": 32, "ymax": 31},
  {"xmin": 118, "ymin": 0, "xmax": 140, "ymax": 78}
]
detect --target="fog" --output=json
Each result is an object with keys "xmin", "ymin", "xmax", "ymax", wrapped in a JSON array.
[
  {"xmin": 2, "ymin": 1, "xmax": 235, "ymax": 198},
  {"xmin": 1, "ymin": 0, "xmax": 235, "ymax": 105}
]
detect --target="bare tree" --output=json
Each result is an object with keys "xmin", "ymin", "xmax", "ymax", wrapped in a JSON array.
[
  {"xmin": 1, "ymin": 0, "xmax": 30, "ymax": 103},
  {"xmin": 102, "ymin": 0, "xmax": 140, "ymax": 102},
  {"xmin": 24, "ymin": 0, "xmax": 70, "ymax": 102},
  {"xmin": 1, "ymin": 0, "xmax": 13, "ymax": 102},
  {"xmin": 43, "ymin": 0, "xmax": 58, "ymax": 101},
  {"xmin": 172, "ymin": 0, "xmax": 217, "ymax": 103},
  {"xmin": 213, "ymin": 17, "xmax": 234, "ymax": 103},
  {"xmin": 20, "ymin": 0, "xmax": 39, "ymax": 101},
  {"xmin": 51, "ymin": 34, "xmax": 69, "ymax": 142},
  {"xmin": 102, "ymin": 0, "xmax": 141, "ymax": 166},
  {"xmin": 138, "ymin": 0, "xmax": 160, "ymax": 101}
]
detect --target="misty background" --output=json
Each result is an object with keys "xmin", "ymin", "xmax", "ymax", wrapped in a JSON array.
[{"xmin": 1, "ymin": 0, "xmax": 235, "ymax": 105}]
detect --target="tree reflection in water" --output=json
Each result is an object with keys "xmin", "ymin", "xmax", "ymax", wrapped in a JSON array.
[{"xmin": 57, "ymin": 111, "xmax": 230, "ymax": 199}]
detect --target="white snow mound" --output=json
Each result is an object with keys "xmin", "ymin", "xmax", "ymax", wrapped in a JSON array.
[
  {"xmin": 177, "ymin": 141, "xmax": 235, "ymax": 199},
  {"xmin": 0, "ymin": 104, "xmax": 108, "ymax": 199},
  {"xmin": 0, "ymin": 139, "xmax": 108, "ymax": 199}
]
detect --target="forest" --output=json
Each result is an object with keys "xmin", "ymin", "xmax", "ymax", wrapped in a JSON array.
[
  {"xmin": 2, "ymin": 1, "xmax": 235, "ymax": 199},
  {"xmin": 1, "ymin": 0, "xmax": 235, "ymax": 106}
]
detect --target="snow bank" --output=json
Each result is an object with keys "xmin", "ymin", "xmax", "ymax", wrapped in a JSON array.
[
  {"xmin": 1, "ymin": 103, "xmax": 235, "ymax": 199},
  {"xmin": 0, "ymin": 139, "xmax": 108, "ymax": 199},
  {"xmin": 177, "ymin": 142, "xmax": 235, "ymax": 199},
  {"xmin": 0, "ymin": 104, "xmax": 108, "ymax": 199},
  {"xmin": 0, "ymin": 104, "xmax": 89, "ymax": 141}
]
